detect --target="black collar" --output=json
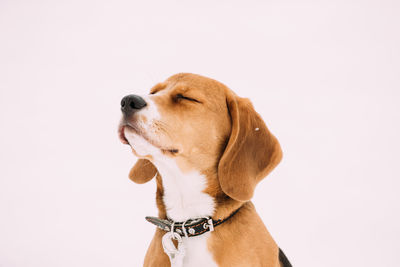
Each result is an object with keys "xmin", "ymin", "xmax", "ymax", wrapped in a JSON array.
[{"xmin": 145, "ymin": 207, "xmax": 241, "ymax": 238}]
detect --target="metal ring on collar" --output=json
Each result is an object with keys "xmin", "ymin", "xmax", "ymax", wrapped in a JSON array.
[
  {"xmin": 182, "ymin": 220, "xmax": 189, "ymax": 238},
  {"xmin": 170, "ymin": 222, "xmax": 175, "ymax": 236}
]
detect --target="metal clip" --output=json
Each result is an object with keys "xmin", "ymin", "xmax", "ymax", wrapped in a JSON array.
[{"xmin": 162, "ymin": 231, "xmax": 185, "ymax": 266}]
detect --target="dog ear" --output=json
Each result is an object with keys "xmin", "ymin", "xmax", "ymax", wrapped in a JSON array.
[
  {"xmin": 218, "ymin": 91, "xmax": 283, "ymax": 202},
  {"xmin": 129, "ymin": 159, "xmax": 158, "ymax": 184}
]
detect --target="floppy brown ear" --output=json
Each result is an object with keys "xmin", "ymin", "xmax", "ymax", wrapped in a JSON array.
[
  {"xmin": 218, "ymin": 91, "xmax": 283, "ymax": 202},
  {"xmin": 129, "ymin": 159, "xmax": 158, "ymax": 184}
]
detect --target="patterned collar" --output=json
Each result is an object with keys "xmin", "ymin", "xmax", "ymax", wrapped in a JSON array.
[{"xmin": 145, "ymin": 207, "xmax": 242, "ymax": 238}]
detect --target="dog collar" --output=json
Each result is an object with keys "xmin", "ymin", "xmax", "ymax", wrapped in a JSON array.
[{"xmin": 145, "ymin": 207, "xmax": 241, "ymax": 238}]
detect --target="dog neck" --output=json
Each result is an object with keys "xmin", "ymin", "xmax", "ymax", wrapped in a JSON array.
[{"xmin": 152, "ymin": 157, "xmax": 216, "ymax": 222}]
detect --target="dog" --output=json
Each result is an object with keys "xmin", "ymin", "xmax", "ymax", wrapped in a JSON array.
[{"xmin": 118, "ymin": 73, "xmax": 291, "ymax": 267}]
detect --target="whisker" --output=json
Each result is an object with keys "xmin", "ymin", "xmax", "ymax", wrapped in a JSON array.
[{"xmin": 152, "ymin": 120, "xmax": 173, "ymax": 138}]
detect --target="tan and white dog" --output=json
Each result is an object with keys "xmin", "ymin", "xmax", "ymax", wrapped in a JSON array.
[{"xmin": 118, "ymin": 73, "xmax": 290, "ymax": 267}]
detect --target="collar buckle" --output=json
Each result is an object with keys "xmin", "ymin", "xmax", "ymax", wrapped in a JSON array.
[{"xmin": 207, "ymin": 218, "xmax": 214, "ymax": 232}]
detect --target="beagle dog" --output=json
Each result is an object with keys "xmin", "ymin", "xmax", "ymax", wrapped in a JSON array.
[{"xmin": 118, "ymin": 73, "xmax": 291, "ymax": 267}]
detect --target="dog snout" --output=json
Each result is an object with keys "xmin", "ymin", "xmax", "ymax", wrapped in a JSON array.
[{"xmin": 121, "ymin": 94, "xmax": 147, "ymax": 115}]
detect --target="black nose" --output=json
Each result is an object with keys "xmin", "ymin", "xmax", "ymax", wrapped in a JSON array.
[{"xmin": 121, "ymin": 94, "xmax": 147, "ymax": 115}]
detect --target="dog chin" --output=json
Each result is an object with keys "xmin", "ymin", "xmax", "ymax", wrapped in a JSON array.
[
  {"xmin": 121, "ymin": 124, "xmax": 179, "ymax": 160},
  {"xmin": 123, "ymin": 127, "xmax": 159, "ymax": 156}
]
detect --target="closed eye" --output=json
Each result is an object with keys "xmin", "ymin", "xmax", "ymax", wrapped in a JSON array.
[{"xmin": 176, "ymin": 94, "xmax": 201, "ymax": 103}]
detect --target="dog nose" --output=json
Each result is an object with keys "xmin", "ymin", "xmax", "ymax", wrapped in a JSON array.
[{"xmin": 121, "ymin": 94, "xmax": 147, "ymax": 115}]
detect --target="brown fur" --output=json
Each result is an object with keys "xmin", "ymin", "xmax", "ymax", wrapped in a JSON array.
[{"xmin": 127, "ymin": 73, "xmax": 283, "ymax": 266}]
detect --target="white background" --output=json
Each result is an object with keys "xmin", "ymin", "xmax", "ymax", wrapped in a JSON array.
[{"xmin": 0, "ymin": 0, "xmax": 399, "ymax": 266}]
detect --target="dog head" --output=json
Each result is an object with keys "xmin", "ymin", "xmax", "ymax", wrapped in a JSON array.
[{"xmin": 118, "ymin": 73, "xmax": 282, "ymax": 202}]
